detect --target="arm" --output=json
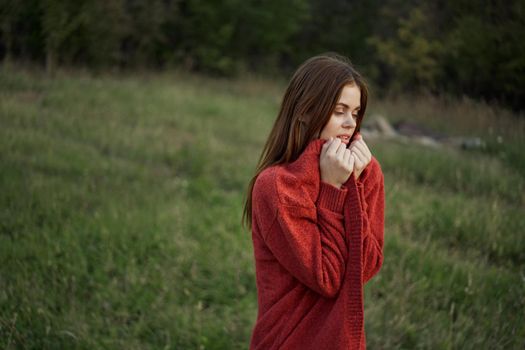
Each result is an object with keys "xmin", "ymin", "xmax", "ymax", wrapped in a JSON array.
[
  {"xmin": 253, "ymin": 169, "xmax": 349, "ymax": 298},
  {"xmin": 356, "ymin": 159, "xmax": 385, "ymax": 284}
]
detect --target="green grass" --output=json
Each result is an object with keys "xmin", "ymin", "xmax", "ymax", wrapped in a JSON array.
[{"xmin": 1, "ymin": 67, "xmax": 524, "ymax": 349}]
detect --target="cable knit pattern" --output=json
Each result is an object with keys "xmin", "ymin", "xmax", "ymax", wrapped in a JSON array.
[{"xmin": 250, "ymin": 139, "xmax": 385, "ymax": 350}]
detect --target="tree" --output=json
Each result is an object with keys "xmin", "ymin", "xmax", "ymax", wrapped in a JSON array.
[
  {"xmin": 40, "ymin": 0, "xmax": 84, "ymax": 74},
  {"xmin": 367, "ymin": 6, "xmax": 443, "ymax": 92}
]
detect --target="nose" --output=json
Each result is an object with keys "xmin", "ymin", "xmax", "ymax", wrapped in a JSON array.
[{"xmin": 343, "ymin": 114, "xmax": 357, "ymax": 128}]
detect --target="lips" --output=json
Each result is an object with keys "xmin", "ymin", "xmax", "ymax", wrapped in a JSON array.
[{"xmin": 337, "ymin": 135, "xmax": 351, "ymax": 144}]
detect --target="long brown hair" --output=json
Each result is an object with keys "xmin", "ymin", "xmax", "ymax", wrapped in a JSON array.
[{"xmin": 243, "ymin": 53, "xmax": 369, "ymax": 228}]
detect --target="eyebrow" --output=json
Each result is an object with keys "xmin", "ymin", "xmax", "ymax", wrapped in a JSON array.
[{"xmin": 336, "ymin": 103, "xmax": 360, "ymax": 110}]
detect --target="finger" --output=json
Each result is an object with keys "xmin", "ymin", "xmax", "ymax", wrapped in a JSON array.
[
  {"xmin": 343, "ymin": 148, "xmax": 351, "ymax": 162},
  {"xmin": 349, "ymin": 138, "xmax": 361, "ymax": 150},
  {"xmin": 321, "ymin": 137, "xmax": 333, "ymax": 157},
  {"xmin": 352, "ymin": 152, "xmax": 364, "ymax": 170},
  {"xmin": 335, "ymin": 142, "xmax": 347, "ymax": 159},
  {"xmin": 357, "ymin": 143, "xmax": 372, "ymax": 163},
  {"xmin": 355, "ymin": 138, "xmax": 371, "ymax": 156},
  {"xmin": 351, "ymin": 145, "xmax": 367, "ymax": 162},
  {"xmin": 343, "ymin": 149, "xmax": 352, "ymax": 169},
  {"xmin": 352, "ymin": 150, "xmax": 369, "ymax": 171},
  {"xmin": 348, "ymin": 154, "xmax": 355, "ymax": 173},
  {"xmin": 351, "ymin": 139, "xmax": 371, "ymax": 161},
  {"xmin": 351, "ymin": 149, "xmax": 366, "ymax": 169},
  {"xmin": 326, "ymin": 137, "xmax": 342, "ymax": 156},
  {"xmin": 321, "ymin": 137, "xmax": 335, "ymax": 155}
]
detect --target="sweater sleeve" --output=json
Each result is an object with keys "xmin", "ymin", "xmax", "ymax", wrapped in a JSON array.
[
  {"xmin": 253, "ymin": 169, "xmax": 349, "ymax": 298},
  {"xmin": 356, "ymin": 158, "xmax": 385, "ymax": 284}
]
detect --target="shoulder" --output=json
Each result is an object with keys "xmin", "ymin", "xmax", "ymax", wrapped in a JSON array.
[
  {"xmin": 253, "ymin": 166, "xmax": 278, "ymax": 203},
  {"xmin": 253, "ymin": 165, "xmax": 313, "ymax": 209}
]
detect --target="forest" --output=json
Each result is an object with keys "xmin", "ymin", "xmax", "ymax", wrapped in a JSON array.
[{"xmin": 1, "ymin": 0, "xmax": 524, "ymax": 110}]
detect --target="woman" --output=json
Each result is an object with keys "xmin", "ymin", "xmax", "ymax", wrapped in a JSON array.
[{"xmin": 243, "ymin": 54, "xmax": 385, "ymax": 349}]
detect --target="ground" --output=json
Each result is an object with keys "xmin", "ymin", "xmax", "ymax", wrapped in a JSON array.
[{"xmin": 1, "ymin": 67, "xmax": 524, "ymax": 349}]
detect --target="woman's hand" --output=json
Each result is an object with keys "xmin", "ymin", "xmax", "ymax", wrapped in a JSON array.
[
  {"xmin": 349, "ymin": 133, "xmax": 372, "ymax": 180},
  {"xmin": 320, "ymin": 137, "xmax": 355, "ymax": 188}
]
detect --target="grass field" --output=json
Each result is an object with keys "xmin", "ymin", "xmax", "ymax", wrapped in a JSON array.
[{"xmin": 1, "ymin": 67, "xmax": 524, "ymax": 349}]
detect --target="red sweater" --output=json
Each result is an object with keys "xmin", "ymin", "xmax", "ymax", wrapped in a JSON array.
[{"xmin": 249, "ymin": 139, "xmax": 385, "ymax": 349}]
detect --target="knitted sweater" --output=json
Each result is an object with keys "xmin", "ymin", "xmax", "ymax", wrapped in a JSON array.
[{"xmin": 249, "ymin": 139, "xmax": 385, "ymax": 350}]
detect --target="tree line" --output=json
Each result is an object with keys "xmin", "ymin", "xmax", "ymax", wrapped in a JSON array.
[{"xmin": 1, "ymin": 0, "xmax": 524, "ymax": 110}]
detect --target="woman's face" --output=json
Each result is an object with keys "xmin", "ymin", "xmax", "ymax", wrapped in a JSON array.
[{"xmin": 319, "ymin": 83, "xmax": 360, "ymax": 146}]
